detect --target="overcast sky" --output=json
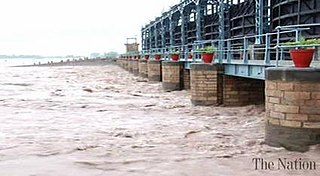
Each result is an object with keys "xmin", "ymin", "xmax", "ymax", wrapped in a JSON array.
[{"xmin": 0, "ymin": 0, "xmax": 179, "ymax": 56}]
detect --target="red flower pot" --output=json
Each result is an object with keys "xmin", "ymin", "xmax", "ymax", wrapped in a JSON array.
[
  {"xmin": 202, "ymin": 53, "xmax": 214, "ymax": 64},
  {"xmin": 154, "ymin": 54, "xmax": 161, "ymax": 61},
  {"xmin": 188, "ymin": 54, "xmax": 193, "ymax": 59},
  {"xmin": 144, "ymin": 55, "xmax": 150, "ymax": 60},
  {"xmin": 171, "ymin": 54, "xmax": 179, "ymax": 61},
  {"xmin": 290, "ymin": 49, "xmax": 315, "ymax": 68}
]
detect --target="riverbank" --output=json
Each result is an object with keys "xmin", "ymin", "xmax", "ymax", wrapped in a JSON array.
[{"xmin": 14, "ymin": 58, "xmax": 117, "ymax": 67}]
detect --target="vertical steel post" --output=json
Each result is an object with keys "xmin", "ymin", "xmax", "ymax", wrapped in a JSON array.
[
  {"xmin": 218, "ymin": 0, "xmax": 225, "ymax": 63},
  {"xmin": 264, "ymin": 33, "xmax": 270, "ymax": 64},
  {"xmin": 181, "ymin": 9, "xmax": 186, "ymax": 47},
  {"xmin": 243, "ymin": 37, "xmax": 248, "ymax": 64},
  {"xmin": 169, "ymin": 15, "xmax": 174, "ymax": 47},
  {"xmin": 141, "ymin": 30, "xmax": 146, "ymax": 51},
  {"xmin": 161, "ymin": 19, "xmax": 165, "ymax": 49},
  {"xmin": 141, "ymin": 30, "xmax": 144, "ymax": 51},
  {"xmin": 275, "ymin": 27, "xmax": 280, "ymax": 67},
  {"xmin": 149, "ymin": 28, "xmax": 152, "ymax": 50},
  {"xmin": 196, "ymin": 2, "xmax": 203, "ymax": 41},
  {"xmin": 227, "ymin": 40, "xmax": 232, "ymax": 63},
  {"xmin": 154, "ymin": 24, "xmax": 158, "ymax": 49},
  {"xmin": 255, "ymin": 0, "xmax": 263, "ymax": 44}
]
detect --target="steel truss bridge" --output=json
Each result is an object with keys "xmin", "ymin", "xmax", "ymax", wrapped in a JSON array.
[{"xmin": 130, "ymin": 0, "xmax": 320, "ymax": 80}]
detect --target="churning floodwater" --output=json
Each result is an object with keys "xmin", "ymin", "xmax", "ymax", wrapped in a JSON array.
[{"xmin": 0, "ymin": 62, "xmax": 319, "ymax": 176}]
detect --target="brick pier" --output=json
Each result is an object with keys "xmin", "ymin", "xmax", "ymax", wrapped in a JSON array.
[
  {"xmin": 190, "ymin": 64, "xmax": 224, "ymax": 106},
  {"xmin": 132, "ymin": 60, "xmax": 139, "ymax": 76},
  {"xmin": 148, "ymin": 60, "xmax": 162, "ymax": 82},
  {"xmin": 138, "ymin": 60, "xmax": 148, "ymax": 78},
  {"xmin": 162, "ymin": 61, "xmax": 184, "ymax": 92},
  {"xmin": 265, "ymin": 67, "xmax": 320, "ymax": 152}
]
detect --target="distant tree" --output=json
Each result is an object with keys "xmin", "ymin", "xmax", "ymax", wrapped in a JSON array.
[
  {"xmin": 90, "ymin": 53, "xmax": 100, "ymax": 58},
  {"xmin": 105, "ymin": 51, "xmax": 119, "ymax": 59}
]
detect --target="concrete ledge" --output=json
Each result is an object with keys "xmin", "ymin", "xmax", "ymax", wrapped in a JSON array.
[
  {"xmin": 266, "ymin": 67, "xmax": 320, "ymax": 82},
  {"xmin": 265, "ymin": 123, "xmax": 320, "ymax": 152}
]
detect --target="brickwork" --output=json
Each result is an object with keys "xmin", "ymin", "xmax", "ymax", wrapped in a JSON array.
[
  {"xmin": 116, "ymin": 58, "xmax": 122, "ymax": 67},
  {"xmin": 138, "ymin": 60, "xmax": 148, "ymax": 78},
  {"xmin": 190, "ymin": 64, "xmax": 224, "ymax": 106},
  {"xmin": 148, "ymin": 60, "xmax": 162, "ymax": 82},
  {"xmin": 223, "ymin": 75, "xmax": 265, "ymax": 106},
  {"xmin": 127, "ymin": 60, "xmax": 133, "ymax": 73},
  {"xmin": 162, "ymin": 61, "xmax": 183, "ymax": 91},
  {"xmin": 120, "ymin": 59, "xmax": 126, "ymax": 69},
  {"xmin": 132, "ymin": 60, "xmax": 139, "ymax": 76},
  {"xmin": 183, "ymin": 69, "xmax": 190, "ymax": 90},
  {"xmin": 265, "ymin": 67, "xmax": 320, "ymax": 152},
  {"xmin": 124, "ymin": 59, "xmax": 128, "ymax": 70},
  {"xmin": 125, "ymin": 43, "xmax": 139, "ymax": 52}
]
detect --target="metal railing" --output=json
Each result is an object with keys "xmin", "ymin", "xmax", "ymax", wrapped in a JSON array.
[{"xmin": 127, "ymin": 23, "xmax": 320, "ymax": 68}]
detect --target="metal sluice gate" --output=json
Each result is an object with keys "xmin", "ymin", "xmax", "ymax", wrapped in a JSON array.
[{"xmin": 125, "ymin": 0, "xmax": 320, "ymax": 80}]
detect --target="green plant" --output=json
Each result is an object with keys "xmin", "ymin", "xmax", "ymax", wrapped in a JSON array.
[
  {"xmin": 196, "ymin": 46, "xmax": 217, "ymax": 53},
  {"xmin": 170, "ymin": 50, "xmax": 180, "ymax": 54},
  {"xmin": 284, "ymin": 37, "xmax": 320, "ymax": 48}
]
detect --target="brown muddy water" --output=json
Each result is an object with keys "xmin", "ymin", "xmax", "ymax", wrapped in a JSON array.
[{"xmin": 0, "ymin": 64, "xmax": 319, "ymax": 176}]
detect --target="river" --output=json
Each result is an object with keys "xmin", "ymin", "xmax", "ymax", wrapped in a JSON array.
[{"xmin": 0, "ymin": 63, "xmax": 318, "ymax": 175}]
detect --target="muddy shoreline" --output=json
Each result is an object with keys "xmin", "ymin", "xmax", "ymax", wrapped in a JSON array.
[{"xmin": 13, "ymin": 58, "xmax": 117, "ymax": 67}]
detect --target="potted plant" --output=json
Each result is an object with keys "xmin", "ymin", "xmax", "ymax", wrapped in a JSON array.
[
  {"xmin": 197, "ymin": 46, "xmax": 217, "ymax": 63},
  {"xmin": 144, "ymin": 54, "xmax": 150, "ymax": 60},
  {"xmin": 170, "ymin": 50, "xmax": 180, "ymax": 61},
  {"xmin": 154, "ymin": 53, "xmax": 162, "ymax": 61},
  {"xmin": 285, "ymin": 38, "xmax": 320, "ymax": 67}
]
